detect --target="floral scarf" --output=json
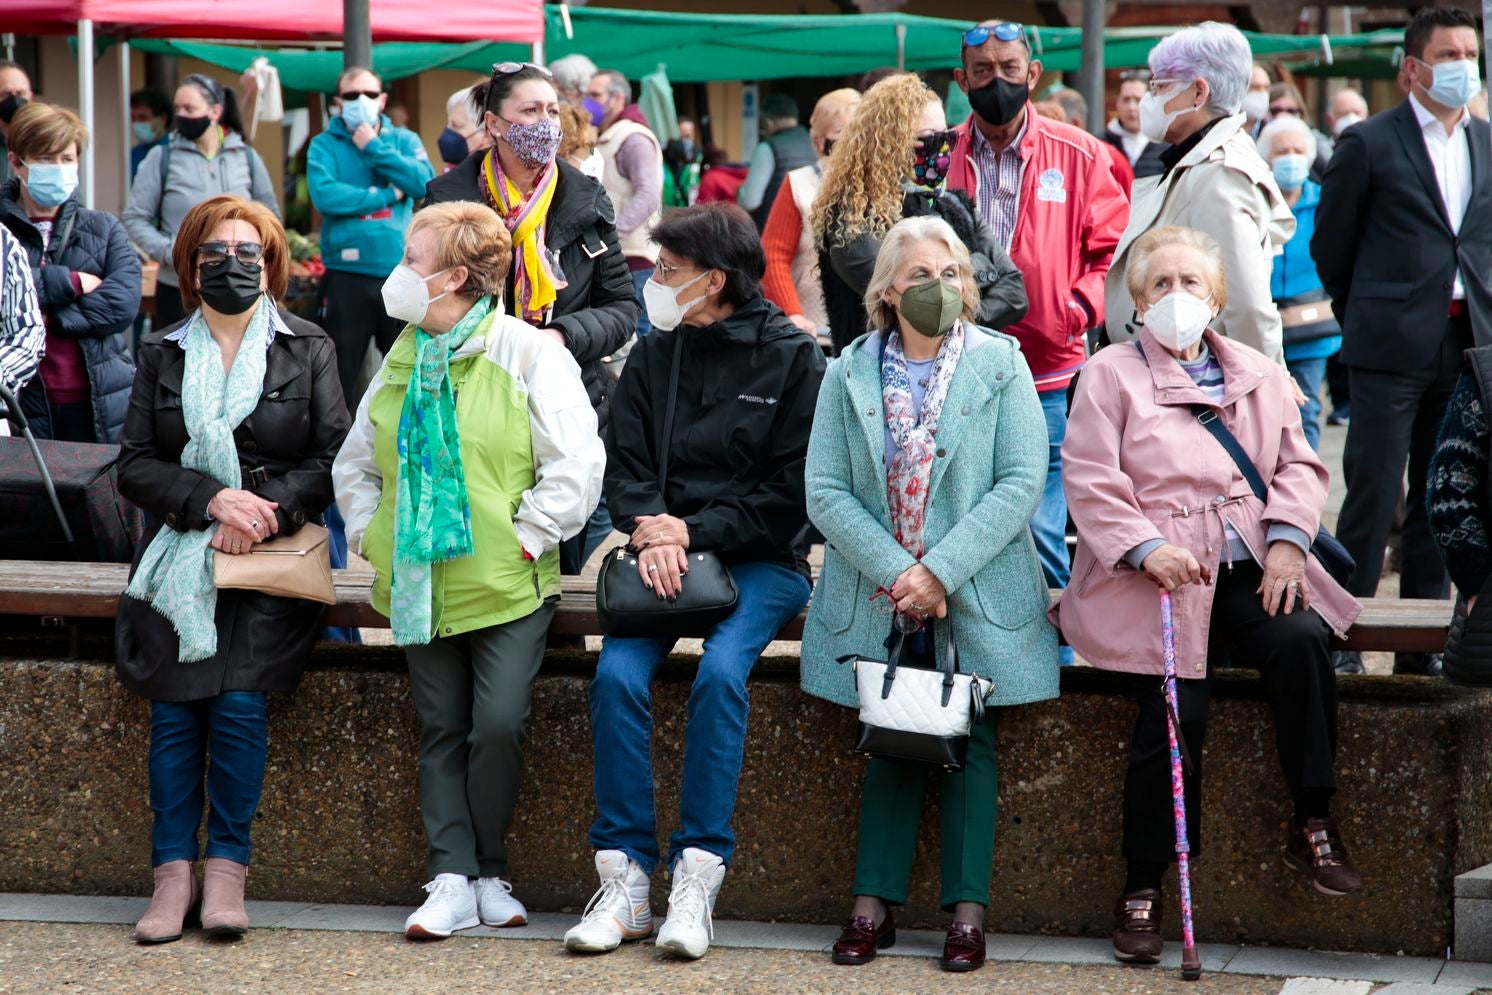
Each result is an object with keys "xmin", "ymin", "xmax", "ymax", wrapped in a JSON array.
[
  {"xmin": 483, "ymin": 150, "xmax": 566, "ymax": 323},
  {"xmin": 389, "ymin": 296, "xmax": 492, "ymax": 645},
  {"xmin": 881, "ymin": 322, "xmax": 964, "ymax": 557},
  {"xmin": 125, "ymin": 298, "xmax": 271, "ymax": 661}
]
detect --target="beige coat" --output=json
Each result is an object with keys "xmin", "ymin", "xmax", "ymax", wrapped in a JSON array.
[{"xmin": 1103, "ymin": 114, "xmax": 1295, "ymax": 364}]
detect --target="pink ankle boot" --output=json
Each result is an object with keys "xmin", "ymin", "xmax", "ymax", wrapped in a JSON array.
[
  {"xmin": 132, "ymin": 860, "xmax": 200, "ymax": 944},
  {"xmin": 201, "ymin": 858, "xmax": 250, "ymax": 938}
]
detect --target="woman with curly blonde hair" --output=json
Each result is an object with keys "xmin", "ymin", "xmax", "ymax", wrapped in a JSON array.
[{"xmin": 811, "ymin": 74, "xmax": 1026, "ymax": 354}]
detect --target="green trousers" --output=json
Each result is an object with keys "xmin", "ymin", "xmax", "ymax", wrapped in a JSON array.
[
  {"xmin": 851, "ymin": 716, "xmax": 999, "ymax": 911},
  {"xmin": 404, "ymin": 601, "xmax": 554, "ymax": 880}
]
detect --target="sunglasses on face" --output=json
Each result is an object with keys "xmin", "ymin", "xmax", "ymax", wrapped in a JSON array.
[
  {"xmin": 492, "ymin": 61, "xmax": 554, "ymax": 79},
  {"xmin": 962, "ymin": 22, "xmax": 1025, "ymax": 48},
  {"xmin": 197, "ymin": 241, "xmax": 264, "ymax": 266},
  {"xmin": 339, "ymin": 89, "xmax": 381, "ymax": 101}
]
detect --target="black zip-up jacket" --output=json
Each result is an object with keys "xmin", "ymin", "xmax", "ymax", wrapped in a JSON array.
[
  {"xmin": 425, "ymin": 153, "xmax": 640, "ymax": 431},
  {"xmin": 605, "ymin": 297, "xmax": 827, "ymax": 578},
  {"xmin": 0, "ymin": 181, "xmax": 140, "ymax": 441}
]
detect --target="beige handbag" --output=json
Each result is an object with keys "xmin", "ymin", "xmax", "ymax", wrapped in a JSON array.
[{"xmin": 213, "ymin": 522, "xmax": 337, "ymax": 605}]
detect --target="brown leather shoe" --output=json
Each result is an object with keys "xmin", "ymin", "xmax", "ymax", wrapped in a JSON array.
[
  {"xmin": 1285, "ymin": 817, "xmax": 1364, "ymax": 896},
  {"xmin": 1112, "ymin": 887, "xmax": 1164, "ymax": 964},
  {"xmin": 940, "ymin": 921, "xmax": 986, "ymax": 972},
  {"xmin": 201, "ymin": 858, "xmax": 250, "ymax": 938},
  {"xmin": 132, "ymin": 860, "xmax": 200, "ymax": 944},
  {"xmin": 830, "ymin": 910, "xmax": 895, "ymax": 965}
]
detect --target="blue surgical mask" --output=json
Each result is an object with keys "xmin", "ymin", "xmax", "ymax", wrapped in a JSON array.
[
  {"xmin": 1425, "ymin": 58, "xmax": 1482, "ymax": 110},
  {"xmin": 23, "ymin": 162, "xmax": 78, "ymax": 208},
  {"xmin": 342, "ymin": 95, "xmax": 382, "ymax": 130},
  {"xmin": 1271, "ymin": 153, "xmax": 1310, "ymax": 191},
  {"xmin": 132, "ymin": 121, "xmax": 160, "ymax": 144}
]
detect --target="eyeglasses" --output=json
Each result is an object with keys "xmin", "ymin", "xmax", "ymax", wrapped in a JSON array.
[
  {"xmin": 492, "ymin": 61, "xmax": 554, "ymax": 79},
  {"xmin": 962, "ymin": 22, "xmax": 1025, "ymax": 48},
  {"xmin": 197, "ymin": 241, "xmax": 264, "ymax": 266},
  {"xmin": 654, "ymin": 259, "xmax": 700, "ymax": 281},
  {"xmin": 338, "ymin": 89, "xmax": 381, "ymax": 101},
  {"xmin": 1147, "ymin": 78, "xmax": 1188, "ymax": 96}
]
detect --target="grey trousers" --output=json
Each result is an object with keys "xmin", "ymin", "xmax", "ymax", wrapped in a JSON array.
[{"xmin": 404, "ymin": 600, "xmax": 555, "ymax": 879}]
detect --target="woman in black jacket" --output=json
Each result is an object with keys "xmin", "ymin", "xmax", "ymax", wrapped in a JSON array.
[
  {"xmin": 115, "ymin": 195, "xmax": 349, "ymax": 945},
  {"xmin": 811, "ymin": 73, "xmax": 1026, "ymax": 356},
  {"xmin": 0, "ymin": 102, "xmax": 138, "ymax": 441},
  {"xmin": 562, "ymin": 203, "xmax": 825, "ymax": 962},
  {"xmin": 424, "ymin": 62, "xmax": 639, "ymax": 572}
]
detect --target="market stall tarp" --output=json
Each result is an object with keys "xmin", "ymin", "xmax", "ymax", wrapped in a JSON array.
[{"xmin": 4, "ymin": 0, "xmax": 542, "ymax": 42}]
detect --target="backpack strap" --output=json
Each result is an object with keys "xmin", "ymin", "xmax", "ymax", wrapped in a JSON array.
[{"xmin": 154, "ymin": 141, "xmax": 173, "ymax": 232}]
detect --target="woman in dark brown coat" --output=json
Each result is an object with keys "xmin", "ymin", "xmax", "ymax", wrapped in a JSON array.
[{"xmin": 114, "ymin": 195, "xmax": 348, "ymax": 945}]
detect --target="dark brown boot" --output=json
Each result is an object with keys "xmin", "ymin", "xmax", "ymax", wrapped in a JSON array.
[
  {"xmin": 1112, "ymin": 887, "xmax": 1163, "ymax": 964},
  {"xmin": 1285, "ymin": 817, "xmax": 1364, "ymax": 896}
]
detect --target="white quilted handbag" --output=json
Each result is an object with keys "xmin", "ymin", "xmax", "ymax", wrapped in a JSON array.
[{"xmin": 840, "ymin": 622, "xmax": 992, "ymax": 770}]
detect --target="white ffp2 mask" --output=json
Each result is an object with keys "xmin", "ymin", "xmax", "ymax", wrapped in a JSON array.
[
  {"xmin": 643, "ymin": 270, "xmax": 710, "ymax": 331},
  {"xmin": 381, "ymin": 264, "xmax": 452, "ymax": 326},
  {"xmin": 1142, "ymin": 291, "xmax": 1215, "ymax": 352}
]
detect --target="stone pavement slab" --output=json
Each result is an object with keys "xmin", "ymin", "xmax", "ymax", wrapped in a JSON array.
[
  {"xmin": 1376, "ymin": 982, "xmax": 1475, "ymax": 994},
  {"xmin": 1438, "ymin": 959, "xmax": 1492, "ymax": 989},
  {"xmin": 1277, "ymin": 980, "xmax": 1372, "ymax": 994},
  {"xmin": 1022, "ymin": 935, "xmax": 1239, "ymax": 972},
  {"xmin": 1223, "ymin": 947, "xmax": 1442, "ymax": 984},
  {"xmin": 0, "ymin": 893, "xmax": 147, "ymax": 925}
]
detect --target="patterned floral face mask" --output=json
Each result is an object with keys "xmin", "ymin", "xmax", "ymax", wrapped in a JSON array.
[
  {"xmin": 498, "ymin": 116, "xmax": 563, "ymax": 168},
  {"xmin": 912, "ymin": 130, "xmax": 955, "ymax": 189}
]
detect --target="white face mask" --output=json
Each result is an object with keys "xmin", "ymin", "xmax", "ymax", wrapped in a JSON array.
[
  {"xmin": 381, "ymin": 264, "xmax": 452, "ymax": 326},
  {"xmin": 1330, "ymin": 112, "xmax": 1362, "ymax": 138},
  {"xmin": 1139, "ymin": 83, "xmax": 1191, "ymax": 144},
  {"xmin": 1241, "ymin": 89, "xmax": 1270, "ymax": 122},
  {"xmin": 1142, "ymin": 291, "xmax": 1215, "ymax": 352},
  {"xmin": 643, "ymin": 270, "xmax": 710, "ymax": 332}
]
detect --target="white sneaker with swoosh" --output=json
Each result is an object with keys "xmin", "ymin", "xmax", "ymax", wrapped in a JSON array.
[
  {"xmin": 655, "ymin": 848, "xmax": 725, "ymax": 960},
  {"xmin": 563, "ymin": 850, "xmax": 653, "ymax": 953}
]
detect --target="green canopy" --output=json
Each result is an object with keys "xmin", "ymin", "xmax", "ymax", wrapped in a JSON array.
[{"xmin": 125, "ymin": 10, "xmax": 1407, "ymax": 92}]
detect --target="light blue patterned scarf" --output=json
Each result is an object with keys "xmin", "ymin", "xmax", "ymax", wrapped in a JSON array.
[{"xmin": 125, "ymin": 298, "xmax": 271, "ymax": 661}]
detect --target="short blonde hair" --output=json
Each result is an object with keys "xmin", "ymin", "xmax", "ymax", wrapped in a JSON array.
[
  {"xmin": 7, "ymin": 102, "xmax": 89, "ymax": 160},
  {"xmin": 863, "ymin": 216, "xmax": 979, "ymax": 332},
  {"xmin": 557, "ymin": 102, "xmax": 598, "ymax": 163},
  {"xmin": 407, "ymin": 202, "xmax": 513, "ymax": 301},
  {"xmin": 1125, "ymin": 226, "xmax": 1230, "ymax": 314},
  {"xmin": 809, "ymin": 88, "xmax": 861, "ymax": 151}
]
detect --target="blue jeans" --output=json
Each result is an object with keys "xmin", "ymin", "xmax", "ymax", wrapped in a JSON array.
[
  {"xmin": 588, "ymin": 561, "xmax": 811, "ymax": 873},
  {"xmin": 148, "ymin": 692, "xmax": 269, "ymax": 867},
  {"xmin": 630, "ymin": 265, "xmax": 654, "ymax": 338},
  {"xmin": 1035, "ymin": 389, "xmax": 1074, "ymax": 665},
  {"xmin": 1288, "ymin": 356, "xmax": 1326, "ymax": 451}
]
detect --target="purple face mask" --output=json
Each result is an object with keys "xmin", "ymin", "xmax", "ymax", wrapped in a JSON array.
[
  {"xmin": 582, "ymin": 97, "xmax": 605, "ymax": 128},
  {"xmin": 500, "ymin": 116, "xmax": 563, "ymax": 169}
]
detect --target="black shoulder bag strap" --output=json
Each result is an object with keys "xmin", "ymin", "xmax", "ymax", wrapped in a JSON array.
[
  {"xmin": 1194, "ymin": 408, "xmax": 1268, "ymax": 501},
  {"xmin": 655, "ymin": 329, "xmax": 686, "ymax": 502},
  {"xmin": 154, "ymin": 141, "xmax": 173, "ymax": 232}
]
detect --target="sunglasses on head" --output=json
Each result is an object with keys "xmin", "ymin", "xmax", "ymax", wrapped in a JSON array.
[
  {"xmin": 492, "ymin": 61, "xmax": 554, "ymax": 79},
  {"xmin": 338, "ymin": 89, "xmax": 381, "ymax": 101},
  {"xmin": 198, "ymin": 241, "xmax": 264, "ymax": 266},
  {"xmin": 1119, "ymin": 69, "xmax": 1152, "ymax": 82},
  {"xmin": 962, "ymin": 22, "xmax": 1025, "ymax": 48}
]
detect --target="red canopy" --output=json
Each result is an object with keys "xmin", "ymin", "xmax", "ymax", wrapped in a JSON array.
[{"xmin": 3, "ymin": 0, "xmax": 544, "ymax": 42}]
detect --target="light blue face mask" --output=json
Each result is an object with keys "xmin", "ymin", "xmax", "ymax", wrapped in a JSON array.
[
  {"xmin": 1425, "ymin": 58, "xmax": 1482, "ymax": 109},
  {"xmin": 1271, "ymin": 153, "xmax": 1310, "ymax": 191},
  {"xmin": 132, "ymin": 121, "xmax": 160, "ymax": 144},
  {"xmin": 341, "ymin": 95, "xmax": 382, "ymax": 130},
  {"xmin": 23, "ymin": 162, "xmax": 78, "ymax": 208}
]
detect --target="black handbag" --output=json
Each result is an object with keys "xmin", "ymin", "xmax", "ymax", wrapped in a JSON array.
[
  {"xmin": 594, "ymin": 330, "xmax": 739, "ymax": 638},
  {"xmin": 1193, "ymin": 407, "xmax": 1355, "ymax": 586}
]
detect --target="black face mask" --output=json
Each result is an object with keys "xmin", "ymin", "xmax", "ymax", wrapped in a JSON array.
[
  {"xmin": 0, "ymin": 93, "xmax": 27, "ymax": 125},
  {"xmin": 198, "ymin": 257, "xmax": 263, "ymax": 315},
  {"xmin": 967, "ymin": 76, "xmax": 1029, "ymax": 127},
  {"xmin": 175, "ymin": 115, "xmax": 212, "ymax": 141}
]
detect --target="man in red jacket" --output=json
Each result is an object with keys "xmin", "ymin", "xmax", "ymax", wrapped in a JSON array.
[{"xmin": 945, "ymin": 20, "xmax": 1129, "ymax": 651}]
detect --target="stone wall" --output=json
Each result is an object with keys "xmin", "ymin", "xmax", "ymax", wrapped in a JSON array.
[{"xmin": 1, "ymin": 645, "xmax": 1488, "ymax": 956}]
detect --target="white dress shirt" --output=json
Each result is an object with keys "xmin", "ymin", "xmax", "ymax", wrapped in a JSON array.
[
  {"xmin": 1410, "ymin": 93, "xmax": 1472, "ymax": 299},
  {"xmin": 1107, "ymin": 119, "xmax": 1149, "ymax": 165}
]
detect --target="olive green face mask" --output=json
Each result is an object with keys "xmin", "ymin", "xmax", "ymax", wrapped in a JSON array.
[{"xmin": 895, "ymin": 278, "xmax": 963, "ymax": 338}]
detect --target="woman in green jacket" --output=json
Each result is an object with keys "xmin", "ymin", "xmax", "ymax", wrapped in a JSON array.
[
  {"xmin": 332, "ymin": 201, "xmax": 604, "ymax": 942},
  {"xmin": 800, "ymin": 215, "xmax": 1059, "ymax": 973}
]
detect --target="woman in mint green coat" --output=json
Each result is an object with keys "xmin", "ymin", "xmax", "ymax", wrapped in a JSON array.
[{"xmin": 800, "ymin": 215, "xmax": 1058, "ymax": 973}]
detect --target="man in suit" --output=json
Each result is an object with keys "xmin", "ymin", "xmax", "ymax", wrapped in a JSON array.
[{"xmin": 1312, "ymin": 5, "xmax": 1491, "ymax": 676}]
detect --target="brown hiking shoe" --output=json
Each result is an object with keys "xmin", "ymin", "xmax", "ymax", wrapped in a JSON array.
[
  {"xmin": 1112, "ymin": 887, "xmax": 1163, "ymax": 964},
  {"xmin": 1285, "ymin": 817, "xmax": 1364, "ymax": 896}
]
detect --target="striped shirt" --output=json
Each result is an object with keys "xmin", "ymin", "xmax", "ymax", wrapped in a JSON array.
[
  {"xmin": 970, "ymin": 117, "xmax": 1028, "ymax": 250},
  {"xmin": 1177, "ymin": 345, "xmax": 1226, "ymax": 405},
  {"xmin": 0, "ymin": 225, "xmax": 45, "ymax": 397}
]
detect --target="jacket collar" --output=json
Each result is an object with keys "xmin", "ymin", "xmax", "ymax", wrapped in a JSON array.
[
  {"xmin": 1168, "ymin": 113, "xmax": 1245, "ymax": 172},
  {"xmin": 1391, "ymin": 97, "xmax": 1462, "ymax": 234},
  {"xmin": 156, "ymin": 305, "xmax": 306, "ymax": 397},
  {"xmin": 380, "ymin": 302, "xmax": 503, "ymax": 383},
  {"xmin": 1139, "ymin": 326, "xmax": 1273, "ymax": 410},
  {"xmin": 0, "ymin": 181, "xmax": 78, "ymax": 253},
  {"xmin": 163, "ymin": 300, "xmax": 295, "ymax": 350}
]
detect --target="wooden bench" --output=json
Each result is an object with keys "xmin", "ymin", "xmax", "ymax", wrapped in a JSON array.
[{"xmin": 0, "ymin": 560, "xmax": 1452, "ymax": 652}]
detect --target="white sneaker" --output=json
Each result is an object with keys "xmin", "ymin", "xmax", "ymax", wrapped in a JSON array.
[
  {"xmin": 404, "ymin": 873, "xmax": 479, "ymax": 939},
  {"xmin": 475, "ymin": 877, "xmax": 528, "ymax": 928},
  {"xmin": 655, "ymin": 848, "xmax": 725, "ymax": 960},
  {"xmin": 563, "ymin": 851, "xmax": 654, "ymax": 953}
]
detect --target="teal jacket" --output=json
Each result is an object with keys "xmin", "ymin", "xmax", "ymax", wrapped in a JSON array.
[
  {"xmin": 799, "ymin": 323, "xmax": 1061, "ymax": 709},
  {"xmin": 307, "ymin": 115, "xmax": 433, "ymax": 278}
]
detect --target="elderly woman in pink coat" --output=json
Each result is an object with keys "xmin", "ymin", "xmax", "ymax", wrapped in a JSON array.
[{"xmin": 1052, "ymin": 226, "xmax": 1363, "ymax": 967}]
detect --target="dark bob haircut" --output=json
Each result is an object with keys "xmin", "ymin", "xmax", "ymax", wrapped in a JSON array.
[{"xmin": 649, "ymin": 203, "xmax": 765, "ymax": 309}]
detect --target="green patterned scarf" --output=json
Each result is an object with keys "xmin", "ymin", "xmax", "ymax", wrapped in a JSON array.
[
  {"xmin": 389, "ymin": 296, "xmax": 491, "ymax": 645},
  {"xmin": 125, "ymin": 298, "xmax": 271, "ymax": 661}
]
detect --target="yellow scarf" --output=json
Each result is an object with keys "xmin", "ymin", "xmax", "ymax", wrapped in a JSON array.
[{"xmin": 483, "ymin": 151, "xmax": 561, "ymax": 323}]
